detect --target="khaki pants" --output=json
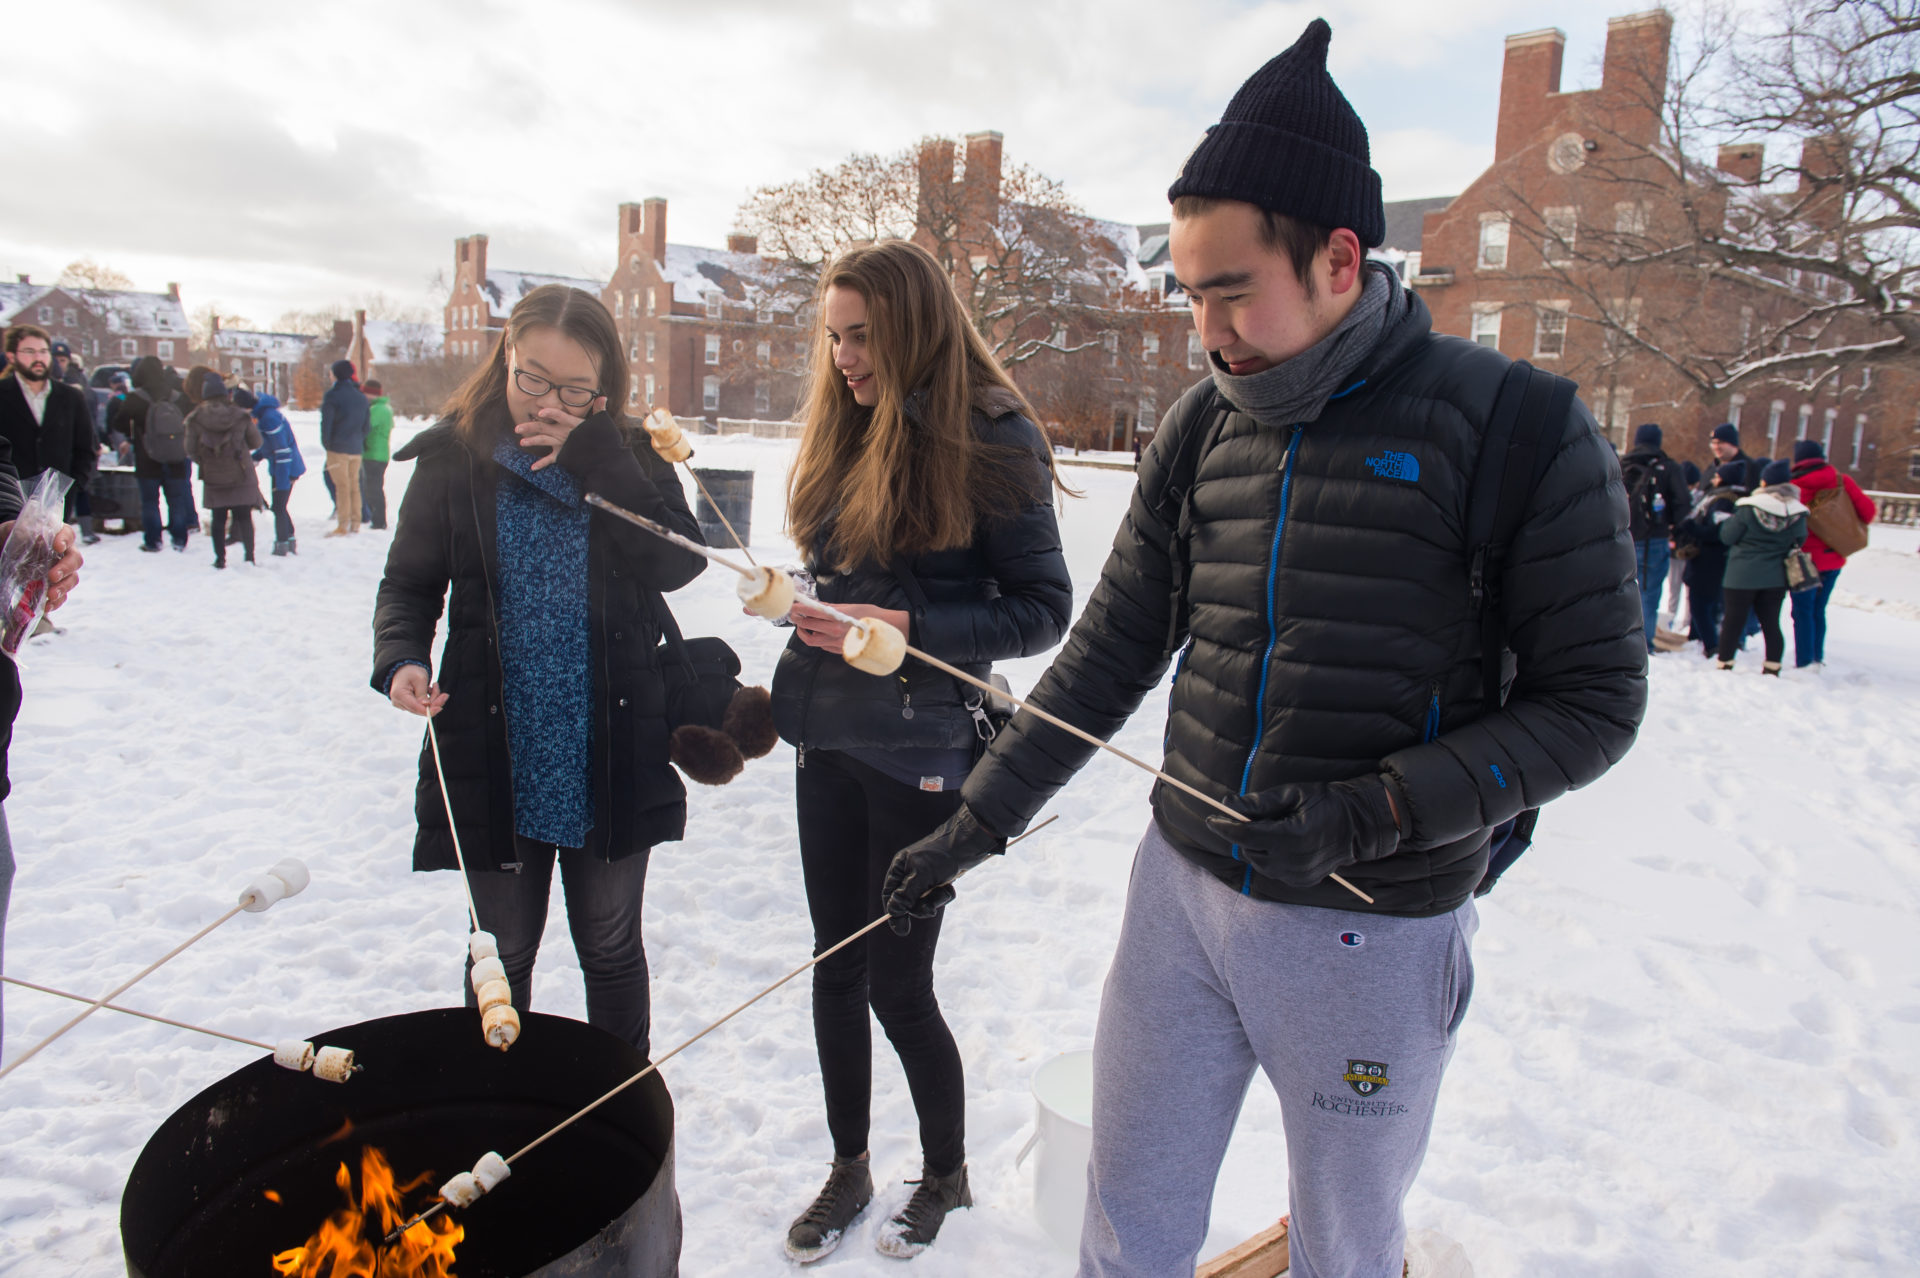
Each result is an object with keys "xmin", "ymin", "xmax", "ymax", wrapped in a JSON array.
[{"xmin": 326, "ymin": 451, "xmax": 362, "ymax": 533}]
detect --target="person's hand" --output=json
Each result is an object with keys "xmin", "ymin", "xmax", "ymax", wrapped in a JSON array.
[
  {"xmin": 789, "ymin": 599, "xmax": 909, "ymax": 655},
  {"xmin": 515, "ymin": 396, "xmax": 605, "ymax": 472},
  {"xmin": 5, "ymin": 524, "xmax": 86, "ymax": 614},
  {"xmin": 1204, "ymin": 775, "xmax": 1401, "ymax": 889},
  {"xmin": 882, "ymin": 806, "xmax": 1006, "ymax": 935},
  {"xmin": 389, "ymin": 665, "xmax": 449, "ymax": 717}
]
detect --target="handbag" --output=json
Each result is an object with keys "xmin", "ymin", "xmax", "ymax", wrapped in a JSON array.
[
  {"xmin": 649, "ymin": 595, "xmax": 743, "ymax": 733},
  {"xmin": 1805, "ymin": 483, "xmax": 1869, "ymax": 557},
  {"xmin": 887, "ymin": 558, "xmax": 1011, "ymax": 759},
  {"xmin": 1784, "ymin": 547, "xmax": 1822, "ymax": 594}
]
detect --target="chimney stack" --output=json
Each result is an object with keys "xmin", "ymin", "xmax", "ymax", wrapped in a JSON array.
[
  {"xmin": 1717, "ymin": 143, "xmax": 1763, "ymax": 184},
  {"xmin": 14, "ymin": 273, "xmax": 27, "ymax": 285},
  {"xmin": 1601, "ymin": 10, "xmax": 1673, "ymax": 145},
  {"xmin": 641, "ymin": 198, "xmax": 667, "ymax": 264},
  {"xmin": 166, "ymin": 282, "xmax": 179, "ymax": 300},
  {"xmin": 726, "ymin": 233, "xmax": 758, "ymax": 256},
  {"xmin": 1496, "ymin": 28, "xmax": 1565, "ymax": 161}
]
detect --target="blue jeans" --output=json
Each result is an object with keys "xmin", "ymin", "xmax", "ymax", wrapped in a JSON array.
[
  {"xmin": 1790, "ymin": 566, "xmax": 1841, "ymax": 666},
  {"xmin": 461, "ymin": 839, "xmax": 654, "ymax": 1057},
  {"xmin": 0, "ymin": 805, "xmax": 13, "ymax": 1061},
  {"xmin": 1635, "ymin": 538, "xmax": 1670, "ymax": 652},
  {"xmin": 138, "ymin": 474, "xmax": 195, "ymax": 549}
]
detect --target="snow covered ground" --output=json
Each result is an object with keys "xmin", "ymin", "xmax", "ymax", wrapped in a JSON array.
[{"xmin": 2, "ymin": 412, "xmax": 1917, "ymax": 1276}]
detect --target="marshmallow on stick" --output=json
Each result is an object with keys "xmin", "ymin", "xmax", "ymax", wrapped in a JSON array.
[
  {"xmin": 483, "ymin": 1004, "xmax": 521, "ymax": 1050},
  {"xmin": 644, "ymin": 409, "xmax": 693, "ymax": 463},
  {"xmin": 843, "ymin": 617, "xmax": 907, "ymax": 675},
  {"xmin": 737, "ymin": 565, "xmax": 796, "ymax": 620}
]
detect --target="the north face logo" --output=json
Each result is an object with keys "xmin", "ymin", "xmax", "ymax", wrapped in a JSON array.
[{"xmin": 1364, "ymin": 450, "xmax": 1420, "ymax": 482}]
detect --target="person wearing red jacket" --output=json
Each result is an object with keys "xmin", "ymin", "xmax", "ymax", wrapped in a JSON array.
[{"xmin": 1788, "ymin": 439, "xmax": 1876, "ymax": 668}]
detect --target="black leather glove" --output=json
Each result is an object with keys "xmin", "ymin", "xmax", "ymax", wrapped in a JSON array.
[
  {"xmin": 1204, "ymin": 775, "xmax": 1401, "ymax": 889},
  {"xmin": 882, "ymin": 805, "xmax": 1007, "ymax": 935}
]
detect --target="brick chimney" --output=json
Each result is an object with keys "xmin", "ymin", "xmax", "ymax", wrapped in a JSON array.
[
  {"xmin": 14, "ymin": 273, "xmax": 27, "ymax": 285},
  {"xmin": 331, "ymin": 319, "xmax": 353, "ymax": 350},
  {"xmin": 1601, "ymin": 10, "xmax": 1673, "ymax": 146},
  {"xmin": 726, "ymin": 233, "xmax": 758, "ymax": 255},
  {"xmin": 963, "ymin": 131, "xmax": 1004, "ymax": 236},
  {"xmin": 211, "ymin": 314, "xmax": 221, "ymax": 334},
  {"xmin": 915, "ymin": 137, "xmax": 958, "ymax": 238},
  {"xmin": 166, "ymin": 282, "xmax": 179, "ymax": 300},
  {"xmin": 641, "ymin": 198, "xmax": 668, "ymax": 264},
  {"xmin": 1717, "ymin": 142, "xmax": 1763, "ymax": 184},
  {"xmin": 1496, "ymin": 28, "xmax": 1565, "ymax": 161}
]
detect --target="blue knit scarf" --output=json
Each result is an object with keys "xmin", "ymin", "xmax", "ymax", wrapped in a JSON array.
[{"xmin": 492, "ymin": 437, "xmax": 594, "ymax": 847}]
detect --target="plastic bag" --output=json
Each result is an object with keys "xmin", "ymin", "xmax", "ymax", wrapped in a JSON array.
[{"xmin": 0, "ymin": 471, "xmax": 73, "ymax": 657}]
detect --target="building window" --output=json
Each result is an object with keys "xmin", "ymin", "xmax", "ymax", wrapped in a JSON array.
[
  {"xmin": 120, "ymin": 338, "xmax": 137, "ymax": 358},
  {"xmin": 646, "ymin": 333, "xmax": 656, "ymax": 363},
  {"xmin": 705, "ymin": 292, "xmax": 722, "ymax": 319},
  {"xmin": 63, "ymin": 308, "xmax": 77, "ymax": 327},
  {"xmin": 704, "ymin": 335, "xmax": 720, "ymax": 365},
  {"xmin": 630, "ymin": 255, "xmax": 641, "ymax": 273},
  {"xmin": 157, "ymin": 340, "xmax": 174, "ymax": 360},
  {"xmin": 1797, "ymin": 404, "xmax": 1812, "ymax": 440},
  {"xmin": 253, "ymin": 360, "xmax": 265, "ymax": 377},
  {"xmin": 1740, "ymin": 307, "xmax": 1754, "ymax": 347},
  {"xmin": 615, "ymin": 294, "xmax": 624, "ymax": 317},
  {"xmin": 629, "ymin": 337, "xmax": 639, "ymax": 362},
  {"xmin": 1767, "ymin": 401, "xmax": 1785, "ymax": 456},
  {"xmin": 1614, "ymin": 201, "xmax": 1649, "ymax": 237},
  {"xmin": 647, "ymin": 289, "xmax": 657, "ymax": 317},
  {"xmin": 231, "ymin": 359, "xmax": 244, "ymax": 374},
  {"xmin": 1477, "ymin": 216, "xmax": 1509, "ymax": 270},
  {"xmin": 756, "ymin": 340, "xmax": 770, "ymax": 365},
  {"xmin": 1049, "ymin": 324, "xmax": 1067, "ymax": 348},
  {"xmin": 1728, "ymin": 394, "xmax": 1745, "ymax": 430},
  {"xmin": 1542, "ymin": 207, "xmax": 1576, "ymax": 265},
  {"xmin": 36, "ymin": 306, "xmax": 51, "ymax": 322},
  {"xmin": 1851, "ymin": 414, "xmax": 1866, "ymax": 470},
  {"xmin": 1188, "ymin": 332, "xmax": 1204, "ymax": 370},
  {"xmin": 754, "ymin": 381, "xmax": 771, "ymax": 415},
  {"xmin": 1910, "ymin": 452, "xmax": 1920, "ymax": 481},
  {"xmin": 1533, "ymin": 303, "xmax": 1569, "ymax": 358},
  {"xmin": 703, "ymin": 376, "xmax": 719, "ymax": 411},
  {"xmin": 1470, "ymin": 304, "xmax": 1502, "ymax": 349},
  {"xmin": 1596, "ymin": 387, "xmax": 1634, "ymax": 450},
  {"xmin": 1143, "ymin": 332, "xmax": 1159, "ymax": 363},
  {"xmin": 1103, "ymin": 331, "xmax": 1118, "ymax": 366},
  {"xmin": 628, "ymin": 385, "xmax": 640, "ymax": 407},
  {"xmin": 1860, "ymin": 366, "xmax": 1873, "ymax": 391},
  {"xmin": 1822, "ymin": 407, "xmax": 1837, "ymax": 454},
  {"xmin": 757, "ymin": 304, "xmax": 772, "ymax": 325},
  {"xmin": 644, "ymin": 374, "xmax": 656, "ymax": 404},
  {"xmin": 1139, "ymin": 395, "xmax": 1158, "ymax": 434}
]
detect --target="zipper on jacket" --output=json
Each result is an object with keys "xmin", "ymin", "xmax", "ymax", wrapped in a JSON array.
[
  {"xmin": 1232, "ymin": 425, "xmax": 1303, "ymax": 892},
  {"xmin": 1424, "ymin": 682, "xmax": 1442, "ymax": 743}
]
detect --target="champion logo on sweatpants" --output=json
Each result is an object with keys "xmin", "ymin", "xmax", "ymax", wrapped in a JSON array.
[{"xmin": 1339, "ymin": 931, "xmax": 1364, "ymax": 947}]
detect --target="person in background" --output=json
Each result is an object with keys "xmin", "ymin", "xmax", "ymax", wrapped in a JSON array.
[
  {"xmin": 320, "ymin": 359, "xmax": 369, "ymax": 536},
  {"xmin": 1618, "ymin": 422, "xmax": 1690, "ymax": 654},
  {"xmin": 0, "ymin": 326, "xmax": 97, "ymax": 530},
  {"xmin": 183, "ymin": 373, "xmax": 263, "ymax": 568},
  {"xmin": 1660, "ymin": 458, "xmax": 1700, "ymax": 633},
  {"xmin": 239, "ymin": 387, "xmax": 306, "ymax": 556},
  {"xmin": 1717, "ymin": 460, "xmax": 1807, "ymax": 675},
  {"xmin": 1675, "ymin": 462, "xmax": 1744, "ymax": 657},
  {"xmin": 1708, "ymin": 422, "xmax": 1752, "ymax": 486},
  {"xmin": 1787, "ymin": 439, "xmax": 1876, "ymax": 669},
  {"xmin": 183, "ymin": 365, "xmax": 216, "ymax": 408},
  {"xmin": 50, "ymin": 341, "xmax": 86, "ymax": 391},
  {"xmin": 105, "ymin": 371, "xmax": 133, "ymax": 464},
  {"xmin": 362, "ymin": 378, "xmax": 393, "ymax": 530},
  {"xmin": 111, "ymin": 356, "xmax": 196, "ymax": 553}
]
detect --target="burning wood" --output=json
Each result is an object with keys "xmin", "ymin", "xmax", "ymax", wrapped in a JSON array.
[{"xmin": 270, "ymin": 1146, "xmax": 463, "ymax": 1278}]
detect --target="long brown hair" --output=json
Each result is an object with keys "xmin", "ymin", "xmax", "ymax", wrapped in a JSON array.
[
  {"xmin": 442, "ymin": 285, "xmax": 629, "ymax": 444},
  {"xmin": 788, "ymin": 239, "xmax": 1064, "ymax": 567}
]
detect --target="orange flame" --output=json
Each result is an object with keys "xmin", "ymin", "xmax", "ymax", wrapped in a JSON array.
[{"xmin": 270, "ymin": 1146, "xmax": 463, "ymax": 1277}]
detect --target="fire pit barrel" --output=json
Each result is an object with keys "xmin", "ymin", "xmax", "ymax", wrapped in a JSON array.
[{"xmin": 122, "ymin": 1008, "xmax": 680, "ymax": 1277}]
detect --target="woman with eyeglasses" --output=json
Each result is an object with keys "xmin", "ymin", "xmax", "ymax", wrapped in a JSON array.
[{"xmin": 371, "ymin": 284, "xmax": 707, "ymax": 1058}]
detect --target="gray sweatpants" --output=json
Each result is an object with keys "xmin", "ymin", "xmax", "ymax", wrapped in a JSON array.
[{"xmin": 1078, "ymin": 820, "xmax": 1477, "ymax": 1278}]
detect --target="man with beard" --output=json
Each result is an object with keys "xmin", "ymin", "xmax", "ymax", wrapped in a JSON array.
[{"xmin": 0, "ymin": 327, "xmax": 97, "ymax": 529}]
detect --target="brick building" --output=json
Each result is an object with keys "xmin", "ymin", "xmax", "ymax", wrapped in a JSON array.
[
  {"xmin": 0, "ymin": 276, "xmax": 191, "ymax": 370},
  {"xmin": 209, "ymin": 318, "xmax": 316, "ymax": 401},
  {"xmin": 442, "ymin": 235, "xmax": 604, "ymax": 365},
  {"xmin": 1410, "ymin": 9, "xmax": 1917, "ymax": 492}
]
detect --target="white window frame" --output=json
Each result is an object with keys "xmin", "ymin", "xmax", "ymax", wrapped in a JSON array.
[
  {"xmin": 705, "ymin": 292, "xmax": 722, "ymax": 319},
  {"xmin": 754, "ymin": 381, "xmax": 771, "ymax": 415},
  {"xmin": 120, "ymin": 338, "xmax": 137, "ymax": 358},
  {"xmin": 1532, "ymin": 302, "xmax": 1570, "ymax": 358},
  {"xmin": 1766, "ymin": 401, "xmax": 1784, "ymax": 456},
  {"xmin": 645, "ymin": 333, "xmax": 656, "ymax": 363},
  {"xmin": 614, "ymin": 294, "xmax": 624, "ymax": 318},
  {"xmin": 1477, "ymin": 215, "xmax": 1509, "ymax": 270},
  {"xmin": 1851, "ymin": 414, "xmax": 1866, "ymax": 470},
  {"xmin": 756, "ymin": 340, "xmax": 770, "ymax": 365},
  {"xmin": 702, "ymin": 375, "xmax": 719, "ymax": 411},
  {"xmin": 647, "ymin": 288, "xmax": 657, "ymax": 317},
  {"xmin": 628, "ymin": 385, "xmax": 640, "ymax": 407},
  {"xmin": 1614, "ymin": 201, "xmax": 1648, "ymax": 237},
  {"xmin": 1910, "ymin": 452, "xmax": 1920, "ymax": 481},
  {"xmin": 644, "ymin": 374, "xmax": 656, "ymax": 404},
  {"xmin": 156, "ymin": 339, "xmax": 173, "ymax": 360},
  {"xmin": 36, "ymin": 305, "xmax": 51, "ymax": 322},
  {"xmin": 1470, "ymin": 304, "xmax": 1502, "ymax": 349},
  {"xmin": 1822, "ymin": 407, "xmax": 1837, "ymax": 454},
  {"xmin": 1143, "ymin": 332, "xmax": 1160, "ymax": 362},
  {"xmin": 1542, "ymin": 207, "xmax": 1577, "ymax": 266},
  {"xmin": 756, "ymin": 304, "xmax": 773, "ymax": 326},
  {"xmin": 1796, "ymin": 404, "xmax": 1813, "ymax": 441},
  {"xmin": 62, "ymin": 308, "xmax": 77, "ymax": 327},
  {"xmin": 704, "ymin": 334, "xmax": 720, "ymax": 365},
  {"xmin": 1728, "ymin": 394, "xmax": 1745, "ymax": 430},
  {"xmin": 1188, "ymin": 332, "xmax": 1204, "ymax": 370}
]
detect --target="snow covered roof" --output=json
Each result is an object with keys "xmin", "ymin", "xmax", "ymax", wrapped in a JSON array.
[
  {"xmin": 0, "ymin": 282, "xmax": 49, "ymax": 322},
  {"xmin": 481, "ymin": 270, "xmax": 606, "ymax": 320},
  {"xmin": 1381, "ymin": 197, "xmax": 1454, "ymax": 254},
  {"xmin": 362, "ymin": 319, "xmax": 444, "ymax": 363},
  {"xmin": 658, "ymin": 243, "xmax": 792, "ymax": 311},
  {"xmin": 212, "ymin": 329, "xmax": 316, "ymax": 361},
  {"xmin": 0, "ymin": 283, "xmax": 190, "ymax": 338}
]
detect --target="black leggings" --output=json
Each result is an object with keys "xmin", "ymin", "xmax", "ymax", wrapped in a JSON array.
[
  {"xmin": 1719, "ymin": 587, "xmax": 1786, "ymax": 664},
  {"xmin": 209, "ymin": 506, "xmax": 255, "ymax": 562},
  {"xmin": 272, "ymin": 485, "xmax": 295, "ymax": 543},
  {"xmin": 796, "ymin": 748, "xmax": 966, "ymax": 1175}
]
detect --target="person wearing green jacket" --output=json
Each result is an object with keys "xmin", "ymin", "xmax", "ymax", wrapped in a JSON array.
[
  {"xmin": 1716, "ymin": 459, "xmax": 1808, "ymax": 674},
  {"xmin": 361, "ymin": 379, "xmax": 394, "ymax": 530}
]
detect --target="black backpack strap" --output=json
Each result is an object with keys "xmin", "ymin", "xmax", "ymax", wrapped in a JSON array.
[
  {"xmin": 1466, "ymin": 359, "xmax": 1576, "ymax": 714},
  {"xmin": 1158, "ymin": 387, "xmax": 1231, "ymax": 655}
]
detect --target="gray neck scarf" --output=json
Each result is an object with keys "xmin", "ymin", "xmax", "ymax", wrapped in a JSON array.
[{"xmin": 1209, "ymin": 261, "xmax": 1408, "ymax": 428}]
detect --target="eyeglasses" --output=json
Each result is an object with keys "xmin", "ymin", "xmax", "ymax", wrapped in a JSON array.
[{"xmin": 511, "ymin": 366, "xmax": 599, "ymax": 409}]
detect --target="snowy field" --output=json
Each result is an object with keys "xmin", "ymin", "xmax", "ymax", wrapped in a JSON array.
[{"xmin": 2, "ymin": 411, "xmax": 1918, "ymax": 1276}]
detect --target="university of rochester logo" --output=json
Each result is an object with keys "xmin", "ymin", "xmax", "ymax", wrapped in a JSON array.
[
  {"xmin": 1364, "ymin": 450, "xmax": 1420, "ymax": 482},
  {"xmin": 1343, "ymin": 1060, "xmax": 1390, "ymax": 1096}
]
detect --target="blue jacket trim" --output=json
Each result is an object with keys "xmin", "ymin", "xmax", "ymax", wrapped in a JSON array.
[{"xmin": 1233, "ymin": 428, "xmax": 1303, "ymax": 883}]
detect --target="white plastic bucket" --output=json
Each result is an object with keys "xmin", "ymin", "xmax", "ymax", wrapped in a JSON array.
[{"xmin": 1014, "ymin": 1049, "xmax": 1095, "ymax": 1252}]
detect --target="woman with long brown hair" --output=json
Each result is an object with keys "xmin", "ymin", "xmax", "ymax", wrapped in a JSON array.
[
  {"xmin": 770, "ymin": 240, "xmax": 1073, "ymax": 1262},
  {"xmin": 371, "ymin": 284, "xmax": 706, "ymax": 1058}
]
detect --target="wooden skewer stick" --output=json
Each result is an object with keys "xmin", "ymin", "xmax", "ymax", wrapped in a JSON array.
[
  {"xmin": 2, "ymin": 974, "xmax": 275, "ymax": 1051},
  {"xmin": 582, "ymin": 493, "xmax": 1374, "ymax": 905},
  {"xmin": 424, "ymin": 712, "xmax": 483, "ymax": 937},
  {"xmin": 386, "ymin": 816, "xmax": 1060, "ymax": 1243},
  {"xmin": 0, "ymin": 902, "xmax": 250, "ymax": 1080}
]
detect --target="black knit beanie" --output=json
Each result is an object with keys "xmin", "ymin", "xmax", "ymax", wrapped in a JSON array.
[{"xmin": 1167, "ymin": 18, "xmax": 1385, "ymax": 247}]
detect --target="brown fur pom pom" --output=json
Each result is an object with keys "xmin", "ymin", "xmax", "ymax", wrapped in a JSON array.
[
  {"xmin": 670, "ymin": 724, "xmax": 746, "ymax": 786},
  {"xmin": 722, "ymin": 686, "xmax": 779, "ymax": 760}
]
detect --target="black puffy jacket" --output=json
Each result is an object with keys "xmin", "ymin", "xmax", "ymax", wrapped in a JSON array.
[
  {"xmin": 962, "ymin": 297, "xmax": 1647, "ymax": 916},
  {"xmin": 372, "ymin": 406, "xmax": 707, "ymax": 871},
  {"xmin": 770, "ymin": 407, "xmax": 1072, "ymax": 752}
]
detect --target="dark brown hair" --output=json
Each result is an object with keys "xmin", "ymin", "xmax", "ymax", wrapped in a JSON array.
[
  {"xmin": 1171, "ymin": 195, "xmax": 1334, "ymax": 298},
  {"xmin": 442, "ymin": 285, "xmax": 628, "ymax": 444},
  {"xmin": 4, "ymin": 324, "xmax": 51, "ymax": 355},
  {"xmin": 363, "ymin": 379, "xmax": 383, "ymax": 394},
  {"xmin": 787, "ymin": 240, "xmax": 1065, "ymax": 568}
]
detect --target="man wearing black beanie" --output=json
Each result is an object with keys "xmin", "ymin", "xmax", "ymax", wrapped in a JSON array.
[{"xmin": 884, "ymin": 19, "xmax": 1645, "ymax": 1276}]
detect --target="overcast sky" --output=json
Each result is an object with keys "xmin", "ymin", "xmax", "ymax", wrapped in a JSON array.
[{"xmin": 10, "ymin": 0, "xmax": 1676, "ymax": 331}]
